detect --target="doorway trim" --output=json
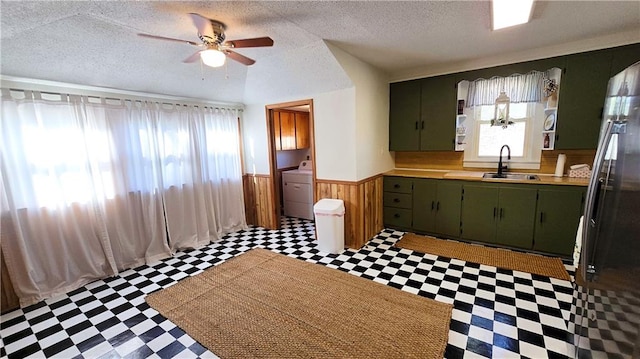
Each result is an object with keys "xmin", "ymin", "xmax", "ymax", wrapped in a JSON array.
[{"xmin": 265, "ymin": 99, "xmax": 316, "ymax": 229}]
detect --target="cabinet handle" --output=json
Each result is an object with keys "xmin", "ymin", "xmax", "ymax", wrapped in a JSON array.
[
  {"xmin": 499, "ymin": 208, "xmax": 504, "ymax": 219},
  {"xmin": 436, "ymin": 201, "xmax": 440, "ymax": 211},
  {"xmin": 394, "ymin": 213, "xmax": 400, "ymax": 218},
  {"xmin": 493, "ymin": 207, "xmax": 497, "ymax": 218},
  {"xmin": 394, "ymin": 184, "xmax": 400, "ymax": 189},
  {"xmin": 415, "ymin": 121, "xmax": 418, "ymax": 130},
  {"xmin": 540, "ymin": 212, "xmax": 545, "ymax": 223},
  {"xmin": 393, "ymin": 198, "xmax": 400, "ymax": 203},
  {"xmin": 431, "ymin": 201, "xmax": 435, "ymax": 210},
  {"xmin": 421, "ymin": 121, "xmax": 425, "ymax": 130}
]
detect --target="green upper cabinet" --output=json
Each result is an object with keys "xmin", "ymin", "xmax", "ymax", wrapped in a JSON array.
[
  {"xmin": 534, "ymin": 187, "xmax": 585, "ymax": 256},
  {"xmin": 555, "ymin": 50, "xmax": 612, "ymax": 150},
  {"xmin": 609, "ymin": 43, "xmax": 640, "ymax": 77},
  {"xmin": 389, "ymin": 80, "xmax": 421, "ymax": 151},
  {"xmin": 389, "ymin": 75, "xmax": 456, "ymax": 151},
  {"xmin": 413, "ymin": 179, "xmax": 461, "ymax": 238},
  {"xmin": 420, "ymin": 74, "xmax": 457, "ymax": 151}
]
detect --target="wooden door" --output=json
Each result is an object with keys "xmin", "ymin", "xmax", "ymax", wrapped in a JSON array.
[
  {"xmin": 295, "ymin": 112, "xmax": 310, "ymax": 149},
  {"xmin": 273, "ymin": 110, "xmax": 282, "ymax": 151},
  {"xmin": 279, "ymin": 111, "xmax": 296, "ymax": 150}
]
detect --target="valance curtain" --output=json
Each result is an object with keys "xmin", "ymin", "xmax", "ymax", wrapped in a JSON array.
[
  {"xmin": 466, "ymin": 71, "xmax": 546, "ymax": 107},
  {"xmin": 0, "ymin": 90, "xmax": 246, "ymax": 306}
]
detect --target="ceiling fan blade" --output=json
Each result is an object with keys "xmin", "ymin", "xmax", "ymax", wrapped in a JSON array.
[
  {"xmin": 189, "ymin": 13, "xmax": 214, "ymax": 38},
  {"xmin": 138, "ymin": 33, "xmax": 199, "ymax": 46},
  {"xmin": 225, "ymin": 37, "xmax": 274, "ymax": 48},
  {"xmin": 183, "ymin": 51, "xmax": 203, "ymax": 63},
  {"xmin": 224, "ymin": 50, "xmax": 256, "ymax": 66}
]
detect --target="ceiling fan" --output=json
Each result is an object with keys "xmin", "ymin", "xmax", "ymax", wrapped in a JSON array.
[{"xmin": 138, "ymin": 13, "xmax": 273, "ymax": 67}]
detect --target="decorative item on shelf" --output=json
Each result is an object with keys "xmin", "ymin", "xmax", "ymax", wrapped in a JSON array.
[
  {"xmin": 543, "ymin": 77, "xmax": 559, "ymax": 108},
  {"xmin": 492, "ymin": 91, "xmax": 513, "ymax": 129},
  {"xmin": 544, "ymin": 113, "xmax": 556, "ymax": 131},
  {"xmin": 456, "ymin": 126, "xmax": 466, "ymax": 135},
  {"xmin": 457, "ymin": 99, "xmax": 465, "ymax": 115},
  {"xmin": 543, "ymin": 133, "xmax": 550, "ymax": 149}
]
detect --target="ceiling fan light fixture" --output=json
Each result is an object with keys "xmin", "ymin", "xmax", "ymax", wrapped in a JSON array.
[
  {"xmin": 492, "ymin": 0, "xmax": 534, "ymax": 30},
  {"xmin": 200, "ymin": 49, "xmax": 226, "ymax": 67}
]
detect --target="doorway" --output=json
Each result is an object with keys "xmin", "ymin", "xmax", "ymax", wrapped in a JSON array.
[{"xmin": 265, "ymin": 99, "xmax": 316, "ymax": 229}]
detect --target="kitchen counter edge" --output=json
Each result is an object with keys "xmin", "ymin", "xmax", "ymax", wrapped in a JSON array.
[{"xmin": 385, "ymin": 169, "xmax": 589, "ymax": 187}]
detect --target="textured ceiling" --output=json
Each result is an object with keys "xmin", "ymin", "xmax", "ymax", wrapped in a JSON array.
[{"xmin": 1, "ymin": 1, "xmax": 639, "ymax": 104}]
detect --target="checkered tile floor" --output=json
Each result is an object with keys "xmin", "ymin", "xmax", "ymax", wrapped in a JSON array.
[
  {"xmin": 571, "ymin": 285, "xmax": 640, "ymax": 358},
  {"xmin": 1, "ymin": 217, "xmax": 580, "ymax": 358}
]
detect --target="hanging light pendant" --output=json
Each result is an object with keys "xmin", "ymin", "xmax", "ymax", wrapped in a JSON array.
[{"xmin": 493, "ymin": 91, "xmax": 512, "ymax": 128}]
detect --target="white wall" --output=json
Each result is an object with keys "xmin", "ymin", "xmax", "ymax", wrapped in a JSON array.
[
  {"xmin": 241, "ymin": 103, "xmax": 270, "ymax": 175},
  {"xmin": 313, "ymin": 88, "xmax": 357, "ymax": 181},
  {"xmin": 241, "ymin": 40, "xmax": 395, "ymax": 182},
  {"xmin": 326, "ymin": 42, "xmax": 394, "ymax": 180}
]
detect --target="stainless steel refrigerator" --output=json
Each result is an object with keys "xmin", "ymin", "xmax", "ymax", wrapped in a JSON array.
[{"xmin": 572, "ymin": 60, "xmax": 640, "ymax": 358}]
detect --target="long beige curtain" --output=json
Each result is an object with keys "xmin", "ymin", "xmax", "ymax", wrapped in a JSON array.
[{"xmin": 0, "ymin": 90, "xmax": 246, "ymax": 306}]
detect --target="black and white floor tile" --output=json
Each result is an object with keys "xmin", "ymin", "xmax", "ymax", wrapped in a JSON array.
[{"xmin": 2, "ymin": 217, "xmax": 581, "ymax": 358}]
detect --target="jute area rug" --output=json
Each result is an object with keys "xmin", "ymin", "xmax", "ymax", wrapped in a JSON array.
[
  {"xmin": 396, "ymin": 233, "xmax": 571, "ymax": 281},
  {"xmin": 146, "ymin": 248, "xmax": 453, "ymax": 358}
]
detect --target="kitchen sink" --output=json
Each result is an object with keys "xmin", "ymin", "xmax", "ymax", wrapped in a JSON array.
[{"xmin": 483, "ymin": 173, "xmax": 540, "ymax": 181}]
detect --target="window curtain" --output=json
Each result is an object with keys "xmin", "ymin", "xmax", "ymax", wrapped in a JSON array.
[
  {"xmin": 466, "ymin": 71, "xmax": 546, "ymax": 106},
  {"xmin": 0, "ymin": 90, "xmax": 246, "ymax": 306}
]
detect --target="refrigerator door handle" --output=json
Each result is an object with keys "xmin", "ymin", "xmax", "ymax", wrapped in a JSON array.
[{"xmin": 581, "ymin": 119, "xmax": 615, "ymax": 280}]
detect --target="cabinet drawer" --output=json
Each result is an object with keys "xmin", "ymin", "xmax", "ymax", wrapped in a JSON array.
[
  {"xmin": 383, "ymin": 177, "xmax": 413, "ymax": 194},
  {"xmin": 383, "ymin": 192, "xmax": 412, "ymax": 209},
  {"xmin": 384, "ymin": 207, "xmax": 412, "ymax": 228}
]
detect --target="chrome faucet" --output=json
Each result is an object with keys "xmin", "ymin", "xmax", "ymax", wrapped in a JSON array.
[{"xmin": 497, "ymin": 145, "xmax": 511, "ymax": 177}]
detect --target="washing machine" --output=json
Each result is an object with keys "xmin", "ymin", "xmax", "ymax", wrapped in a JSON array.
[{"xmin": 282, "ymin": 161, "xmax": 313, "ymax": 220}]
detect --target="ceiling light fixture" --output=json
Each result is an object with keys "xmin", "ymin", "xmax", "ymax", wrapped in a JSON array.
[
  {"xmin": 200, "ymin": 49, "xmax": 226, "ymax": 67},
  {"xmin": 492, "ymin": 0, "xmax": 534, "ymax": 30}
]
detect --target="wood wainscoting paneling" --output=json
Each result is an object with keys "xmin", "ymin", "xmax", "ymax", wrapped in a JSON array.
[
  {"xmin": 242, "ymin": 174, "xmax": 278, "ymax": 230},
  {"xmin": 1, "ymin": 214, "xmax": 20, "ymax": 313},
  {"xmin": 316, "ymin": 175, "xmax": 383, "ymax": 249},
  {"xmin": 1, "ymin": 248, "xmax": 20, "ymax": 313}
]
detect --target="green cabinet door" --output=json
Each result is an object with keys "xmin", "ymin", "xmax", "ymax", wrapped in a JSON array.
[
  {"xmin": 420, "ymin": 75, "xmax": 456, "ymax": 151},
  {"xmin": 461, "ymin": 184, "xmax": 498, "ymax": 243},
  {"xmin": 609, "ymin": 43, "xmax": 640, "ymax": 76},
  {"xmin": 412, "ymin": 179, "xmax": 437, "ymax": 233},
  {"xmin": 413, "ymin": 179, "xmax": 461, "ymax": 238},
  {"xmin": 495, "ymin": 187, "xmax": 537, "ymax": 249},
  {"xmin": 436, "ymin": 181, "xmax": 462, "ymax": 238},
  {"xmin": 389, "ymin": 80, "xmax": 421, "ymax": 151},
  {"xmin": 556, "ymin": 50, "xmax": 612, "ymax": 149},
  {"xmin": 534, "ymin": 188, "xmax": 585, "ymax": 256}
]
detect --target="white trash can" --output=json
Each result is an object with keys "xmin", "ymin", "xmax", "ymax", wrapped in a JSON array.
[{"xmin": 313, "ymin": 199, "xmax": 345, "ymax": 254}]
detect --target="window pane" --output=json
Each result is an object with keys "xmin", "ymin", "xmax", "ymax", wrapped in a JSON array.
[{"xmin": 477, "ymin": 122, "xmax": 526, "ymax": 157}]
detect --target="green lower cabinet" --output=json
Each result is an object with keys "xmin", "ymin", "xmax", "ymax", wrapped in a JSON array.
[
  {"xmin": 495, "ymin": 187, "xmax": 537, "ymax": 249},
  {"xmin": 461, "ymin": 185, "xmax": 498, "ymax": 243},
  {"xmin": 461, "ymin": 184, "xmax": 537, "ymax": 249},
  {"xmin": 533, "ymin": 188, "xmax": 585, "ymax": 256},
  {"xmin": 412, "ymin": 179, "xmax": 462, "ymax": 238}
]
